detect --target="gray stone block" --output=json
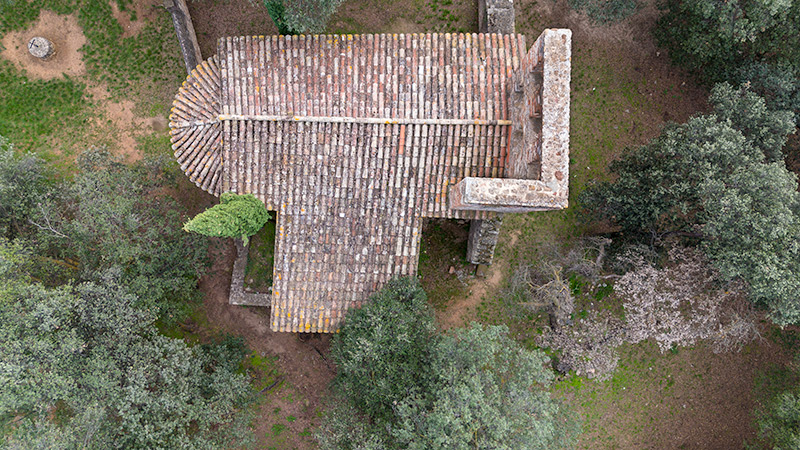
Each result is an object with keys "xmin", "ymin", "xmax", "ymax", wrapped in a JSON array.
[
  {"xmin": 28, "ymin": 37, "xmax": 54, "ymax": 60},
  {"xmin": 479, "ymin": 0, "xmax": 516, "ymax": 34},
  {"xmin": 467, "ymin": 216, "xmax": 503, "ymax": 265}
]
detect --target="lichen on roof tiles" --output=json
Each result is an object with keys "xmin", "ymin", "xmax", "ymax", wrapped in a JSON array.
[{"xmin": 169, "ymin": 30, "xmax": 572, "ymax": 333}]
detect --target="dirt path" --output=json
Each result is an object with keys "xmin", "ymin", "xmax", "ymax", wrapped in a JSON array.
[
  {"xmin": 199, "ymin": 241, "xmax": 332, "ymax": 449},
  {"xmin": 437, "ymin": 229, "xmax": 520, "ymax": 329}
]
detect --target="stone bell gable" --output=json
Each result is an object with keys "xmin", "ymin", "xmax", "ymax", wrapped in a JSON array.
[{"xmin": 170, "ymin": 29, "xmax": 571, "ymax": 332}]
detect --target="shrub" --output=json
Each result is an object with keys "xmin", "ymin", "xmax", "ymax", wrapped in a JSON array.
[
  {"xmin": 0, "ymin": 241, "xmax": 255, "ymax": 449},
  {"xmin": 0, "ymin": 136, "xmax": 49, "ymax": 239},
  {"xmin": 263, "ymin": 0, "xmax": 343, "ymax": 34},
  {"xmin": 617, "ymin": 247, "xmax": 760, "ymax": 353},
  {"xmin": 31, "ymin": 148, "xmax": 208, "ymax": 322},
  {"xmin": 581, "ymin": 87, "xmax": 800, "ymax": 325},
  {"xmin": 757, "ymin": 357, "xmax": 800, "ymax": 450}
]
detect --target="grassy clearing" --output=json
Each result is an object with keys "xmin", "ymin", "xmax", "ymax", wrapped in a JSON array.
[
  {"xmin": 0, "ymin": 0, "xmax": 184, "ymax": 103},
  {"xmin": 0, "ymin": 60, "xmax": 92, "ymax": 160},
  {"xmin": 0, "ymin": 0, "xmax": 183, "ymax": 158},
  {"xmin": 418, "ymin": 219, "xmax": 472, "ymax": 310},
  {"xmin": 245, "ymin": 217, "xmax": 277, "ymax": 292}
]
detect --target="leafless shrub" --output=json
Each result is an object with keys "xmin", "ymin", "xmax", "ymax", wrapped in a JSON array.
[
  {"xmin": 609, "ymin": 243, "xmax": 658, "ymax": 274},
  {"xmin": 617, "ymin": 246, "xmax": 760, "ymax": 353},
  {"xmin": 539, "ymin": 310, "xmax": 627, "ymax": 380},
  {"xmin": 562, "ymin": 237, "xmax": 612, "ymax": 281},
  {"xmin": 507, "ymin": 263, "xmax": 575, "ymax": 330}
]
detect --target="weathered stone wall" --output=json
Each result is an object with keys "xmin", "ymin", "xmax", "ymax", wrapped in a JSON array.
[
  {"xmin": 508, "ymin": 34, "xmax": 543, "ymax": 180},
  {"xmin": 508, "ymin": 29, "xmax": 571, "ymax": 193},
  {"xmin": 164, "ymin": 0, "xmax": 202, "ymax": 74},
  {"xmin": 471, "ymin": 0, "xmax": 517, "ymax": 266},
  {"xmin": 453, "ymin": 28, "xmax": 571, "ymax": 213},
  {"xmin": 467, "ymin": 216, "xmax": 504, "ymax": 265},
  {"xmin": 538, "ymin": 29, "xmax": 572, "ymax": 201},
  {"xmin": 478, "ymin": 0, "xmax": 516, "ymax": 34},
  {"xmin": 451, "ymin": 177, "xmax": 568, "ymax": 212}
]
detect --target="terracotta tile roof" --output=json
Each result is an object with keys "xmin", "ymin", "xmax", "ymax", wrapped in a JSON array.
[
  {"xmin": 170, "ymin": 31, "xmax": 572, "ymax": 333},
  {"xmin": 170, "ymin": 57, "xmax": 223, "ymax": 195}
]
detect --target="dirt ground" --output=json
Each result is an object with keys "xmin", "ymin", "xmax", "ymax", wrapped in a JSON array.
[{"xmin": 199, "ymin": 240, "xmax": 330, "ymax": 449}]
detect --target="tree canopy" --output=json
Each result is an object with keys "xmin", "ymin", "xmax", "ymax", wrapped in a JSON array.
[
  {"xmin": 582, "ymin": 85, "xmax": 800, "ymax": 325},
  {"xmin": 654, "ymin": 0, "xmax": 800, "ymax": 84},
  {"xmin": 183, "ymin": 192, "xmax": 270, "ymax": 247},
  {"xmin": 0, "ymin": 137, "xmax": 49, "ymax": 240},
  {"xmin": 317, "ymin": 278, "xmax": 577, "ymax": 450},
  {"xmin": 0, "ymin": 240, "xmax": 254, "ymax": 449},
  {"xmin": 29, "ymin": 148, "xmax": 208, "ymax": 322},
  {"xmin": 263, "ymin": 0, "xmax": 343, "ymax": 34},
  {"xmin": 0, "ymin": 142, "xmax": 256, "ymax": 446}
]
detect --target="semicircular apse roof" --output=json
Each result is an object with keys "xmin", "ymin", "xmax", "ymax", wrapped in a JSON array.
[{"xmin": 169, "ymin": 56, "xmax": 223, "ymax": 195}]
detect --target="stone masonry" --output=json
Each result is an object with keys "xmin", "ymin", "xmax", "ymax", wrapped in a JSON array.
[
  {"xmin": 466, "ymin": 0, "xmax": 516, "ymax": 265},
  {"xmin": 466, "ymin": 216, "xmax": 503, "ymax": 265},
  {"xmin": 478, "ymin": 0, "xmax": 515, "ymax": 35},
  {"xmin": 229, "ymin": 240, "xmax": 270, "ymax": 306},
  {"xmin": 170, "ymin": 30, "xmax": 572, "ymax": 332}
]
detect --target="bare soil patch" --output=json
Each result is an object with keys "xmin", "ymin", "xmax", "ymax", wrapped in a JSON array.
[
  {"xmin": 0, "ymin": 10, "xmax": 86, "ymax": 80},
  {"xmin": 437, "ymin": 228, "xmax": 520, "ymax": 330},
  {"xmin": 86, "ymin": 84, "xmax": 154, "ymax": 161},
  {"xmin": 187, "ymin": 0, "xmax": 278, "ymax": 58},
  {"xmin": 111, "ymin": 0, "xmax": 158, "ymax": 39}
]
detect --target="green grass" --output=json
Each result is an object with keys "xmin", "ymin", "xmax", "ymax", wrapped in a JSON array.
[
  {"xmin": 246, "ymin": 351, "xmax": 282, "ymax": 392},
  {"xmin": 0, "ymin": 0, "xmax": 183, "ymax": 98},
  {"xmin": 245, "ymin": 217, "xmax": 277, "ymax": 292},
  {"xmin": 569, "ymin": 0, "xmax": 639, "ymax": 24},
  {"xmin": 328, "ymin": 16, "xmax": 368, "ymax": 34},
  {"xmin": 418, "ymin": 219, "xmax": 471, "ymax": 310},
  {"xmin": 553, "ymin": 341, "xmax": 678, "ymax": 447},
  {"xmin": 0, "ymin": 60, "xmax": 92, "ymax": 158},
  {"xmin": 0, "ymin": 0, "xmax": 184, "ymax": 157}
]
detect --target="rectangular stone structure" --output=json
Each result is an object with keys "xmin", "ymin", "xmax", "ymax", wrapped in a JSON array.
[
  {"xmin": 467, "ymin": 216, "xmax": 504, "ymax": 265},
  {"xmin": 452, "ymin": 28, "xmax": 571, "ymax": 213}
]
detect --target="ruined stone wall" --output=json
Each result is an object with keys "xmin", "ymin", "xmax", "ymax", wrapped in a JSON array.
[
  {"xmin": 452, "ymin": 28, "xmax": 571, "ymax": 214},
  {"xmin": 507, "ymin": 28, "xmax": 572, "ymax": 184}
]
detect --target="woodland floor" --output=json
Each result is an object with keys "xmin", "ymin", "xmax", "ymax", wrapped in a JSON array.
[{"xmin": 1, "ymin": 0, "xmax": 795, "ymax": 448}]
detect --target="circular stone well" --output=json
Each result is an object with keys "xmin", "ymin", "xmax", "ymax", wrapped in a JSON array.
[{"xmin": 28, "ymin": 36, "xmax": 55, "ymax": 59}]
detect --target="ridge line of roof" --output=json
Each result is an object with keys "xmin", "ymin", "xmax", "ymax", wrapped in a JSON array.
[{"xmin": 172, "ymin": 114, "xmax": 514, "ymax": 129}]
